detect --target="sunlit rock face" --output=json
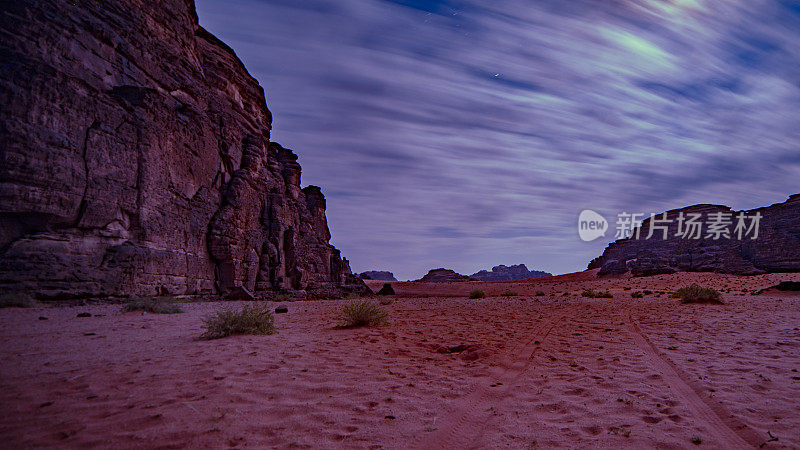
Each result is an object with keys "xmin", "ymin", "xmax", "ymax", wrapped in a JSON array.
[
  {"xmin": 0, "ymin": 0, "xmax": 368, "ymax": 299},
  {"xmin": 589, "ymin": 195, "xmax": 800, "ymax": 276}
]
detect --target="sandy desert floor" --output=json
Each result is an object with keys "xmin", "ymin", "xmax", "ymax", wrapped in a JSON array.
[{"xmin": 2, "ymin": 272, "xmax": 800, "ymax": 448}]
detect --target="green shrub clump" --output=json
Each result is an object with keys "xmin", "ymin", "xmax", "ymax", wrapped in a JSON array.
[
  {"xmin": 201, "ymin": 303, "xmax": 277, "ymax": 339},
  {"xmin": 123, "ymin": 297, "xmax": 183, "ymax": 314},
  {"xmin": 581, "ymin": 289, "xmax": 613, "ymax": 299},
  {"xmin": 672, "ymin": 284, "xmax": 722, "ymax": 304},
  {"xmin": 468, "ymin": 289, "xmax": 486, "ymax": 299},
  {"xmin": 338, "ymin": 300, "xmax": 389, "ymax": 328}
]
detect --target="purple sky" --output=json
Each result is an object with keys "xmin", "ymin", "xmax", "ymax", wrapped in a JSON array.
[{"xmin": 195, "ymin": 0, "xmax": 800, "ymax": 280}]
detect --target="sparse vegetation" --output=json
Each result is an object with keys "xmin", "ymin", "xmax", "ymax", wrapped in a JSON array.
[
  {"xmin": 690, "ymin": 435, "xmax": 702, "ymax": 445},
  {"xmin": 581, "ymin": 289, "xmax": 613, "ymax": 299},
  {"xmin": 535, "ymin": 291, "xmax": 546, "ymax": 296},
  {"xmin": 123, "ymin": 297, "xmax": 183, "ymax": 314},
  {"xmin": 469, "ymin": 289, "xmax": 486, "ymax": 299},
  {"xmin": 200, "ymin": 303, "xmax": 276, "ymax": 340},
  {"xmin": 630, "ymin": 291, "xmax": 644, "ymax": 299},
  {"xmin": 338, "ymin": 300, "xmax": 389, "ymax": 328},
  {"xmin": 643, "ymin": 290, "xmax": 653, "ymax": 295},
  {"xmin": 672, "ymin": 284, "xmax": 723, "ymax": 304},
  {"xmin": 500, "ymin": 289, "xmax": 518, "ymax": 297},
  {"xmin": 0, "ymin": 293, "xmax": 38, "ymax": 308}
]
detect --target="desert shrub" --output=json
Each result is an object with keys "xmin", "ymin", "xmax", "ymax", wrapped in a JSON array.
[
  {"xmin": 123, "ymin": 297, "xmax": 183, "ymax": 314},
  {"xmin": 338, "ymin": 300, "xmax": 389, "ymax": 328},
  {"xmin": 500, "ymin": 290, "xmax": 518, "ymax": 297},
  {"xmin": 0, "ymin": 293, "xmax": 38, "ymax": 308},
  {"xmin": 468, "ymin": 289, "xmax": 486, "ymax": 299},
  {"xmin": 630, "ymin": 291, "xmax": 644, "ymax": 299},
  {"xmin": 643, "ymin": 290, "xmax": 653, "ymax": 295},
  {"xmin": 581, "ymin": 289, "xmax": 613, "ymax": 299},
  {"xmin": 673, "ymin": 284, "xmax": 722, "ymax": 304},
  {"xmin": 535, "ymin": 291, "xmax": 546, "ymax": 296},
  {"xmin": 201, "ymin": 303, "xmax": 276, "ymax": 339},
  {"xmin": 623, "ymin": 287, "xmax": 631, "ymax": 291}
]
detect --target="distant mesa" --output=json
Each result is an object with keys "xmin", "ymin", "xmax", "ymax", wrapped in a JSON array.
[
  {"xmin": 470, "ymin": 264, "xmax": 552, "ymax": 281},
  {"xmin": 589, "ymin": 194, "xmax": 800, "ymax": 276},
  {"xmin": 359, "ymin": 271, "xmax": 397, "ymax": 281},
  {"xmin": 416, "ymin": 268, "xmax": 476, "ymax": 283}
]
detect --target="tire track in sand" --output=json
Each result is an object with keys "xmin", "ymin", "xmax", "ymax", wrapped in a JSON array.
[
  {"xmin": 416, "ymin": 305, "xmax": 579, "ymax": 449},
  {"xmin": 626, "ymin": 313, "xmax": 763, "ymax": 448}
]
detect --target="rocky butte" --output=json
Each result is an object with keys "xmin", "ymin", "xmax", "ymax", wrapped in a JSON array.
[
  {"xmin": 416, "ymin": 268, "xmax": 476, "ymax": 283},
  {"xmin": 0, "ymin": 0, "xmax": 368, "ymax": 300},
  {"xmin": 589, "ymin": 194, "xmax": 800, "ymax": 276},
  {"xmin": 358, "ymin": 271, "xmax": 397, "ymax": 281},
  {"xmin": 470, "ymin": 264, "xmax": 552, "ymax": 281}
]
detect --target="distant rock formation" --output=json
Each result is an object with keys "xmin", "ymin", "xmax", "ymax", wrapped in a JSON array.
[
  {"xmin": 359, "ymin": 271, "xmax": 397, "ymax": 281},
  {"xmin": 589, "ymin": 194, "xmax": 800, "ymax": 276},
  {"xmin": 0, "ymin": 0, "xmax": 369, "ymax": 299},
  {"xmin": 376, "ymin": 283, "xmax": 395, "ymax": 295},
  {"xmin": 470, "ymin": 264, "xmax": 551, "ymax": 281},
  {"xmin": 416, "ymin": 268, "xmax": 475, "ymax": 283}
]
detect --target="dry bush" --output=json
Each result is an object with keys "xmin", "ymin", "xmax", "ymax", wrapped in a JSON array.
[
  {"xmin": 672, "ymin": 284, "xmax": 722, "ymax": 304},
  {"xmin": 581, "ymin": 289, "xmax": 613, "ymax": 299},
  {"xmin": 500, "ymin": 289, "xmax": 518, "ymax": 297},
  {"xmin": 630, "ymin": 291, "xmax": 644, "ymax": 299},
  {"xmin": 201, "ymin": 303, "xmax": 277, "ymax": 339},
  {"xmin": 338, "ymin": 300, "xmax": 389, "ymax": 328},
  {"xmin": 468, "ymin": 289, "xmax": 486, "ymax": 299}
]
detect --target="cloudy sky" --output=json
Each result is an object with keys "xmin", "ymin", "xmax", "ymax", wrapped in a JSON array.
[{"xmin": 195, "ymin": 0, "xmax": 800, "ymax": 280}]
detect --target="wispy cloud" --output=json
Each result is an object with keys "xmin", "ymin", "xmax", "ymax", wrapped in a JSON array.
[{"xmin": 196, "ymin": 0, "xmax": 800, "ymax": 280}]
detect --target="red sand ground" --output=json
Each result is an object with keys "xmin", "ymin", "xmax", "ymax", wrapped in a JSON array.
[{"xmin": 2, "ymin": 271, "xmax": 799, "ymax": 448}]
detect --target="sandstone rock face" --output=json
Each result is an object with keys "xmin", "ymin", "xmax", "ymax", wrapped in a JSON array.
[
  {"xmin": 589, "ymin": 195, "xmax": 800, "ymax": 276},
  {"xmin": 416, "ymin": 268, "xmax": 475, "ymax": 283},
  {"xmin": 0, "ymin": 0, "xmax": 368, "ymax": 299},
  {"xmin": 470, "ymin": 264, "xmax": 551, "ymax": 281},
  {"xmin": 359, "ymin": 271, "xmax": 397, "ymax": 281}
]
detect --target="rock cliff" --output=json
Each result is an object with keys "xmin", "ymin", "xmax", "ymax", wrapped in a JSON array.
[
  {"xmin": 589, "ymin": 195, "xmax": 800, "ymax": 276},
  {"xmin": 0, "ymin": 0, "xmax": 368, "ymax": 299},
  {"xmin": 470, "ymin": 264, "xmax": 551, "ymax": 281}
]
